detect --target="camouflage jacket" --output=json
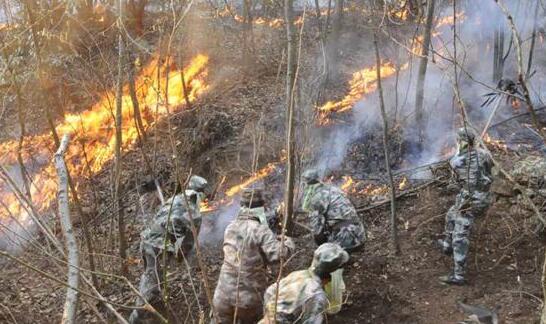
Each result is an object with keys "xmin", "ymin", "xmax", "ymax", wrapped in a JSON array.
[
  {"xmin": 260, "ymin": 269, "xmax": 328, "ymax": 324},
  {"xmin": 302, "ymin": 183, "xmax": 365, "ymax": 250},
  {"xmin": 141, "ymin": 191, "xmax": 203, "ymax": 253},
  {"xmin": 214, "ymin": 207, "xmax": 294, "ymax": 310},
  {"xmin": 449, "ymin": 147, "xmax": 493, "ymax": 193}
]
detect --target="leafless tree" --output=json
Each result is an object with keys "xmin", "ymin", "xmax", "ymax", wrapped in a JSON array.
[
  {"xmin": 374, "ymin": 33, "xmax": 399, "ymax": 255},
  {"xmin": 54, "ymin": 135, "xmax": 80, "ymax": 324},
  {"xmin": 115, "ymin": 0, "xmax": 129, "ymax": 274},
  {"xmin": 414, "ymin": 0, "xmax": 435, "ymax": 144}
]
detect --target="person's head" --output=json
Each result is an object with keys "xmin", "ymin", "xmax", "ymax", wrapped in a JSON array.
[
  {"xmin": 456, "ymin": 127, "xmax": 476, "ymax": 151},
  {"xmin": 302, "ymin": 169, "xmax": 320, "ymax": 185},
  {"xmin": 240, "ymin": 187, "xmax": 265, "ymax": 208},
  {"xmin": 186, "ymin": 175, "xmax": 210, "ymax": 203},
  {"xmin": 310, "ymin": 243, "xmax": 349, "ymax": 283},
  {"xmin": 187, "ymin": 175, "xmax": 209, "ymax": 193}
]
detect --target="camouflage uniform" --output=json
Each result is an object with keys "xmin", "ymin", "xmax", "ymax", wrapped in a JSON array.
[
  {"xmin": 130, "ymin": 176, "xmax": 207, "ymax": 324},
  {"xmin": 301, "ymin": 170, "xmax": 366, "ymax": 252},
  {"xmin": 213, "ymin": 188, "xmax": 295, "ymax": 324},
  {"xmin": 259, "ymin": 243, "xmax": 349, "ymax": 324},
  {"xmin": 439, "ymin": 129, "xmax": 493, "ymax": 284}
]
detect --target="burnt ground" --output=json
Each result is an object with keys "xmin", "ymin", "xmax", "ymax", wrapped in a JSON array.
[{"xmin": 1, "ymin": 6, "xmax": 545, "ymax": 324}]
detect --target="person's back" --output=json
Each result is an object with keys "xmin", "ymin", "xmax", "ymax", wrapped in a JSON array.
[
  {"xmin": 312, "ymin": 183, "xmax": 359, "ymax": 223},
  {"xmin": 219, "ymin": 207, "xmax": 278, "ymax": 307},
  {"xmin": 303, "ymin": 177, "xmax": 366, "ymax": 252},
  {"xmin": 260, "ymin": 243, "xmax": 349, "ymax": 324},
  {"xmin": 213, "ymin": 188, "xmax": 294, "ymax": 324},
  {"xmin": 262, "ymin": 269, "xmax": 328, "ymax": 323},
  {"xmin": 450, "ymin": 147, "xmax": 492, "ymax": 193}
]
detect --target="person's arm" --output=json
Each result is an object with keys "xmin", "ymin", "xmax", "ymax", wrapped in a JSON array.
[
  {"xmin": 259, "ymin": 225, "xmax": 295, "ymax": 263},
  {"xmin": 302, "ymin": 292, "xmax": 329, "ymax": 324},
  {"xmin": 309, "ymin": 196, "xmax": 329, "ymax": 245}
]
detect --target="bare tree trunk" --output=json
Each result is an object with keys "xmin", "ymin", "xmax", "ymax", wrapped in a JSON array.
[
  {"xmin": 126, "ymin": 0, "xmax": 147, "ymax": 36},
  {"xmin": 414, "ymin": 0, "xmax": 435, "ymax": 144},
  {"xmin": 127, "ymin": 55, "xmax": 146, "ymax": 142},
  {"xmin": 526, "ymin": 0, "xmax": 540, "ymax": 79},
  {"xmin": 284, "ymin": 0, "xmax": 297, "ymax": 234},
  {"xmin": 54, "ymin": 135, "xmax": 80, "ymax": 324},
  {"xmin": 325, "ymin": 0, "xmax": 343, "ymax": 78},
  {"xmin": 374, "ymin": 34, "xmax": 399, "ymax": 255},
  {"xmin": 115, "ymin": 0, "xmax": 128, "ymax": 274},
  {"xmin": 495, "ymin": 0, "xmax": 545, "ymax": 142},
  {"xmin": 242, "ymin": 0, "xmax": 253, "ymax": 67},
  {"xmin": 493, "ymin": 22, "xmax": 505, "ymax": 82},
  {"xmin": 540, "ymin": 250, "xmax": 546, "ymax": 324},
  {"xmin": 14, "ymin": 76, "xmax": 32, "ymax": 200}
]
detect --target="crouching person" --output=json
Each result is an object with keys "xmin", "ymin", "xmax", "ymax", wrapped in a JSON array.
[
  {"xmin": 212, "ymin": 187, "xmax": 295, "ymax": 323},
  {"xmin": 300, "ymin": 169, "xmax": 366, "ymax": 313},
  {"xmin": 260, "ymin": 243, "xmax": 350, "ymax": 323},
  {"xmin": 129, "ymin": 175, "xmax": 209, "ymax": 324}
]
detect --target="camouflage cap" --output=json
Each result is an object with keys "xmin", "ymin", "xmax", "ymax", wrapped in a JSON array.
[
  {"xmin": 310, "ymin": 243, "xmax": 349, "ymax": 277},
  {"xmin": 456, "ymin": 127, "xmax": 476, "ymax": 143},
  {"xmin": 302, "ymin": 169, "xmax": 320, "ymax": 184},
  {"xmin": 240, "ymin": 186, "xmax": 265, "ymax": 206},
  {"xmin": 187, "ymin": 175, "xmax": 208, "ymax": 192}
]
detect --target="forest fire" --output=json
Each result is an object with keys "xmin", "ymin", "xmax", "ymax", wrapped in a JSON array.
[
  {"xmin": 398, "ymin": 176, "xmax": 409, "ymax": 190},
  {"xmin": 225, "ymin": 162, "xmax": 279, "ymax": 197},
  {"xmin": 0, "ymin": 54, "xmax": 209, "ymax": 221},
  {"xmin": 340, "ymin": 176, "xmax": 355, "ymax": 192},
  {"xmin": 483, "ymin": 133, "xmax": 508, "ymax": 151},
  {"xmin": 339, "ymin": 175, "xmax": 410, "ymax": 199},
  {"xmin": 200, "ymin": 199, "xmax": 215, "ymax": 212},
  {"xmin": 318, "ymin": 11, "xmax": 465, "ymax": 124},
  {"xmin": 318, "ymin": 62, "xmax": 402, "ymax": 118}
]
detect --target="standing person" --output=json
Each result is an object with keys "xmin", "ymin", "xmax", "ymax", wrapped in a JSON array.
[
  {"xmin": 300, "ymin": 168, "xmax": 366, "ymax": 313},
  {"xmin": 438, "ymin": 127, "xmax": 493, "ymax": 285},
  {"xmin": 130, "ymin": 175, "xmax": 209, "ymax": 323},
  {"xmin": 259, "ymin": 242, "xmax": 350, "ymax": 323},
  {"xmin": 212, "ymin": 187, "xmax": 295, "ymax": 324}
]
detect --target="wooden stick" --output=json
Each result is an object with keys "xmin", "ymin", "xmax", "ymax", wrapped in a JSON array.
[{"xmin": 480, "ymin": 97, "xmax": 503, "ymax": 139}]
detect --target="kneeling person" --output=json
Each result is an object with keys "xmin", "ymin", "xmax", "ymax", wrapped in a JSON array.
[
  {"xmin": 212, "ymin": 187, "xmax": 295, "ymax": 324},
  {"xmin": 260, "ymin": 243, "xmax": 350, "ymax": 323},
  {"xmin": 301, "ymin": 169, "xmax": 366, "ymax": 252}
]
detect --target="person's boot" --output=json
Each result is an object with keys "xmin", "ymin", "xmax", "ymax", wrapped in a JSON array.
[
  {"xmin": 439, "ymin": 273, "xmax": 465, "ymax": 285},
  {"xmin": 437, "ymin": 238, "xmax": 453, "ymax": 256}
]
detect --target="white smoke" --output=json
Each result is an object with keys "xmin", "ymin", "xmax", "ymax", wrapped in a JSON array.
[{"xmin": 310, "ymin": 0, "xmax": 546, "ymax": 178}]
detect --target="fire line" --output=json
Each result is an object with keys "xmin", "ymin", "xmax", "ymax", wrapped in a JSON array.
[{"xmin": 0, "ymin": 54, "xmax": 209, "ymax": 221}]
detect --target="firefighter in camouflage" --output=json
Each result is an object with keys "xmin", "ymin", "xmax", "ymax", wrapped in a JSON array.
[
  {"xmin": 212, "ymin": 187, "xmax": 294, "ymax": 324},
  {"xmin": 259, "ymin": 242, "xmax": 350, "ymax": 324},
  {"xmin": 438, "ymin": 128, "xmax": 493, "ymax": 285},
  {"xmin": 129, "ymin": 175, "xmax": 208, "ymax": 323}
]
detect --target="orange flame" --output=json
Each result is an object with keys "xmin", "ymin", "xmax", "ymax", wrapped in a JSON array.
[
  {"xmin": 200, "ymin": 199, "xmax": 215, "ymax": 212},
  {"xmin": 398, "ymin": 176, "xmax": 408, "ymax": 190},
  {"xmin": 340, "ymin": 176, "xmax": 355, "ymax": 192},
  {"xmin": 225, "ymin": 163, "xmax": 278, "ymax": 197},
  {"xmin": 319, "ymin": 62, "xmax": 404, "ymax": 116},
  {"xmin": 0, "ymin": 54, "xmax": 209, "ymax": 221},
  {"xmin": 483, "ymin": 133, "xmax": 508, "ymax": 151},
  {"xmin": 511, "ymin": 98, "xmax": 521, "ymax": 110}
]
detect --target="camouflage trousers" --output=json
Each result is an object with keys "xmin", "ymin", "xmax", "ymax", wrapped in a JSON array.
[
  {"xmin": 444, "ymin": 190, "xmax": 491, "ymax": 278},
  {"xmin": 129, "ymin": 244, "xmax": 168, "ymax": 324},
  {"xmin": 328, "ymin": 222, "xmax": 366, "ymax": 253}
]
